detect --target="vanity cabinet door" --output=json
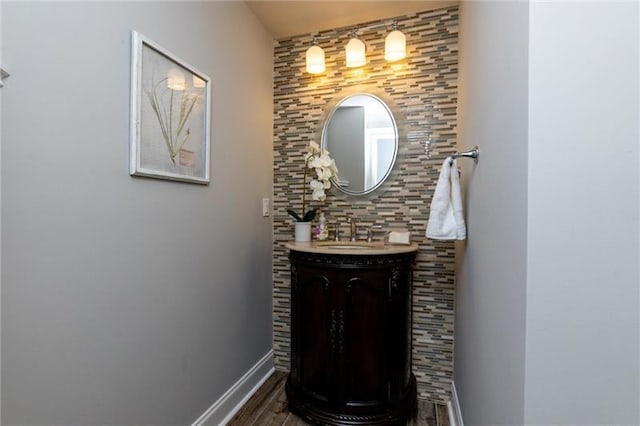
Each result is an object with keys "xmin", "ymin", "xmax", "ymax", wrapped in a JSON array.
[
  {"xmin": 386, "ymin": 266, "xmax": 413, "ymax": 399},
  {"xmin": 338, "ymin": 271, "xmax": 389, "ymax": 404},
  {"xmin": 290, "ymin": 264, "xmax": 337, "ymax": 402}
]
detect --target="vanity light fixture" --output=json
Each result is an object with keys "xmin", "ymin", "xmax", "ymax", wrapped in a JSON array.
[
  {"xmin": 306, "ymin": 21, "xmax": 407, "ymax": 73},
  {"xmin": 305, "ymin": 37, "xmax": 326, "ymax": 74},
  {"xmin": 384, "ymin": 21, "xmax": 406, "ymax": 62},
  {"xmin": 345, "ymin": 29, "xmax": 366, "ymax": 68},
  {"xmin": 167, "ymin": 67, "xmax": 186, "ymax": 90}
]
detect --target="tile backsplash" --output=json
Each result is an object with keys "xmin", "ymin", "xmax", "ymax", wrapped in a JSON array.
[{"xmin": 272, "ymin": 5, "xmax": 458, "ymax": 403}]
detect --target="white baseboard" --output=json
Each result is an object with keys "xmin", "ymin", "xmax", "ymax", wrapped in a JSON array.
[
  {"xmin": 191, "ymin": 350, "xmax": 274, "ymax": 426},
  {"xmin": 448, "ymin": 380, "xmax": 464, "ymax": 426}
]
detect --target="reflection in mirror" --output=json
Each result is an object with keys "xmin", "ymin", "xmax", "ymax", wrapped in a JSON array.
[{"xmin": 321, "ymin": 94, "xmax": 398, "ymax": 196}]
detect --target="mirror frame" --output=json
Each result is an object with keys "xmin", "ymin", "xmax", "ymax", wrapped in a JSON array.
[{"xmin": 320, "ymin": 92, "xmax": 399, "ymax": 197}]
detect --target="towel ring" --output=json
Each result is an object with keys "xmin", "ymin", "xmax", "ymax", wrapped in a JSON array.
[{"xmin": 450, "ymin": 146, "xmax": 479, "ymax": 165}]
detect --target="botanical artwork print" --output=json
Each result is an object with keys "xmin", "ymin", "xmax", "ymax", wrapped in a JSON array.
[{"xmin": 139, "ymin": 45, "xmax": 206, "ymax": 179}]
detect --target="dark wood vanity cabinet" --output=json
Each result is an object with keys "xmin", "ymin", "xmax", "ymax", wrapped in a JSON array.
[{"xmin": 286, "ymin": 249, "xmax": 417, "ymax": 426}]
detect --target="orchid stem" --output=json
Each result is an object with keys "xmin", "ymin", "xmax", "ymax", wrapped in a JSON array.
[{"xmin": 302, "ymin": 156, "xmax": 308, "ymax": 220}]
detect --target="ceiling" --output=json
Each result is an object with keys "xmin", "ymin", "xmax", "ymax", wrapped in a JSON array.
[{"xmin": 245, "ymin": 1, "xmax": 457, "ymax": 39}]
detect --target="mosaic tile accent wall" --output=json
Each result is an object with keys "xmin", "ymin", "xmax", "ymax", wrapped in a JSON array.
[{"xmin": 273, "ymin": 6, "xmax": 458, "ymax": 403}]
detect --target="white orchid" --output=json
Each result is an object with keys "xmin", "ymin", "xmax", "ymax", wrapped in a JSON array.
[
  {"xmin": 310, "ymin": 153, "xmax": 333, "ymax": 169},
  {"xmin": 329, "ymin": 159, "xmax": 338, "ymax": 175},
  {"xmin": 316, "ymin": 167, "xmax": 333, "ymax": 181},
  {"xmin": 310, "ymin": 180, "xmax": 327, "ymax": 201},
  {"xmin": 287, "ymin": 141, "xmax": 338, "ymax": 222},
  {"xmin": 308, "ymin": 149, "xmax": 337, "ymax": 202}
]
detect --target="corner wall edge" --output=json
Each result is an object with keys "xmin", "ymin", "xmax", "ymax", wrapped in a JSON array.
[{"xmin": 448, "ymin": 380, "xmax": 464, "ymax": 426}]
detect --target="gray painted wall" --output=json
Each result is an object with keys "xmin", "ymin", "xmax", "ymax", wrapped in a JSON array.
[
  {"xmin": 457, "ymin": 1, "xmax": 639, "ymax": 425},
  {"xmin": 455, "ymin": 2, "xmax": 529, "ymax": 424},
  {"xmin": 525, "ymin": 2, "xmax": 639, "ymax": 423},
  {"xmin": 1, "ymin": 2, "xmax": 273, "ymax": 424},
  {"xmin": 329, "ymin": 106, "xmax": 366, "ymax": 191}
]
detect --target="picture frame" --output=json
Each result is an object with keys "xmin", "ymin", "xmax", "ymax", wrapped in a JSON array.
[{"xmin": 130, "ymin": 31, "xmax": 211, "ymax": 184}]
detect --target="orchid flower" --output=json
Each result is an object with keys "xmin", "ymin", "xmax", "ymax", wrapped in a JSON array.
[{"xmin": 286, "ymin": 141, "xmax": 338, "ymax": 222}]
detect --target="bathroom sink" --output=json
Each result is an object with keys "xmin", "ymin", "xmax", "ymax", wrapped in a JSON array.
[
  {"xmin": 316, "ymin": 242, "xmax": 377, "ymax": 250},
  {"xmin": 320, "ymin": 245, "xmax": 373, "ymax": 250}
]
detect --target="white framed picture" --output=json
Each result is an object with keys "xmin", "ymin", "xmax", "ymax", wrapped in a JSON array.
[{"xmin": 130, "ymin": 31, "xmax": 211, "ymax": 184}]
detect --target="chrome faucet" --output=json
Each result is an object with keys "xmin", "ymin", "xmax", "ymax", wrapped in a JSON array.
[{"xmin": 348, "ymin": 216, "xmax": 358, "ymax": 241}]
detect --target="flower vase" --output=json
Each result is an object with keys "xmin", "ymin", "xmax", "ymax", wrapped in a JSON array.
[{"xmin": 294, "ymin": 221, "xmax": 312, "ymax": 242}]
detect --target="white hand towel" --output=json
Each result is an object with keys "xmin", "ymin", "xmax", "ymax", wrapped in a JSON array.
[{"xmin": 426, "ymin": 158, "xmax": 467, "ymax": 240}]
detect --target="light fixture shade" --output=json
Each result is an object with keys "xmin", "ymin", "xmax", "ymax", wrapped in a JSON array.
[
  {"xmin": 385, "ymin": 29, "xmax": 406, "ymax": 62},
  {"xmin": 345, "ymin": 37, "xmax": 366, "ymax": 67},
  {"xmin": 167, "ymin": 67, "xmax": 186, "ymax": 90},
  {"xmin": 306, "ymin": 45, "xmax": 325, "ymax": 74}
]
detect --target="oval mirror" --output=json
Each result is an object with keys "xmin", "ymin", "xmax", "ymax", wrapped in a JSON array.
[{"xmin": 321, "ymin": 94, "xmax": 398, "ymax": 196}]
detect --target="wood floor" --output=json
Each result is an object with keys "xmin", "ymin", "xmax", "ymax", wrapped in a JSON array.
[{"xmin": 227, "ymin": 371, "xmax": 450, "ymax": 426}]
